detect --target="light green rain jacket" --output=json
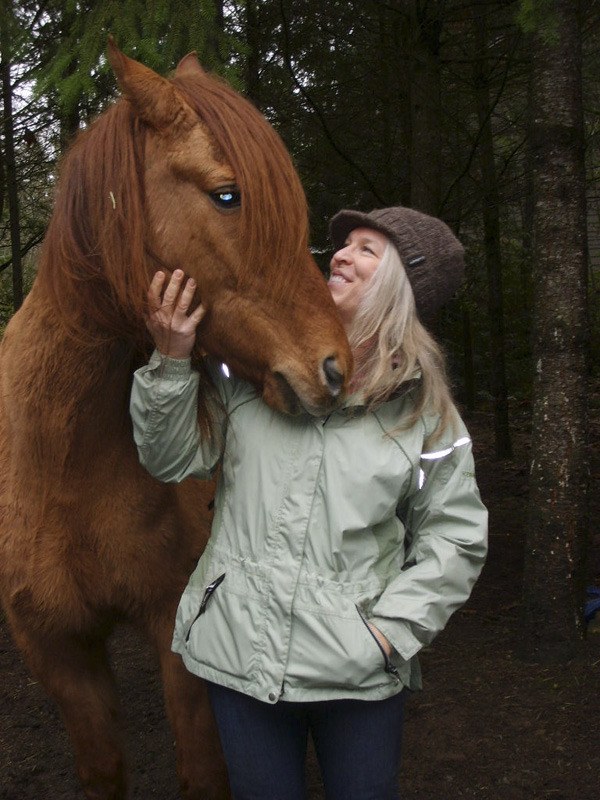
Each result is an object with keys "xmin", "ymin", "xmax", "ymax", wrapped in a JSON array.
[{"xmin": 130, "ymin": 352, "xmax": 488, "ymax": 705}]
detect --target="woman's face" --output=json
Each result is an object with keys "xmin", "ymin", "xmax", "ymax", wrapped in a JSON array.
[{"xmin": 328, "ymin": 227, "xmax": 388, "ymax": 328}]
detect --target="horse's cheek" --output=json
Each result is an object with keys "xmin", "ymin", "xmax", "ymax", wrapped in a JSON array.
[{"xmin": 143, "ymin": 168, "xmax": 241, "ymax": 294}]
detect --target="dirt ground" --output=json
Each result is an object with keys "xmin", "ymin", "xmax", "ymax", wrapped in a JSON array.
[{"xmin": 1, "ymin": 409, "xmax": 599, "ymax": 800}]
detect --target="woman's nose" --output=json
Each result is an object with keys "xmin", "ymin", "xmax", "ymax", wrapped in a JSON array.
[{"xmin": 333, "ymin": 245, "xmax": 351, "ymax": 265}]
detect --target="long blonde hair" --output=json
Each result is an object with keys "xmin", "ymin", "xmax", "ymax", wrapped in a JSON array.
[{"xmin": 348, "ymin": 244, "xmax": 457, "ymax": 439}]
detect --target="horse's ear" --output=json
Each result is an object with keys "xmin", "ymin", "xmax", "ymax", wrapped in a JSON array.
[
  {"xmin": 176, "ymin": 52, "xmax": 205, "ymax": 78},
  {"xmin": 107, "ymin": 36, "xmax": 196, "ymax": 132}
]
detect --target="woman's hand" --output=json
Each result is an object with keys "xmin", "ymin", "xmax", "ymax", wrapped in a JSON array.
[
  {"xmin": 367, "ymin": 623, "xmax": 393, "ymax": 658},
  {"xmin": 146, "ymin": 270, "xmax": 206, "ymax": 359}
]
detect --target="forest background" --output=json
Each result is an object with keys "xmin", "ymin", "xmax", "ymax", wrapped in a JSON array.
[{"xmin": 0, "ymin": 1, "xmax": 599, "ymax": 798}]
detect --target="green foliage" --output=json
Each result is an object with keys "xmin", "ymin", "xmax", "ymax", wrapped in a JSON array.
[
  {"xmin": 516, "ymin": 0, "xmax": 560, "ymax": 44},
  {"xmin": 32, "ymin": 0, "xmax": 242, "ymax": 121}
]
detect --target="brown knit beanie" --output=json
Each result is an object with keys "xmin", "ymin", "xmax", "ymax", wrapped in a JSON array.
[{"xmin": 329, "ymin": 206, "xmax": 465, "ymax": 321}]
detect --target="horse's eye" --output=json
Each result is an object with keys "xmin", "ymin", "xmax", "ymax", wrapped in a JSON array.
[{"xmin": 209, "ymin": 187, "xmax": 241, "ymax": 211}]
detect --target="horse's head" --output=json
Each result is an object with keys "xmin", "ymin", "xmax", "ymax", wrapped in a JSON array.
[{"xmin": 105, "ymin": 42, "xmax": 351, "ymax": 415}]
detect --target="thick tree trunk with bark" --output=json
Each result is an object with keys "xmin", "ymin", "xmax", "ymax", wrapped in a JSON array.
[
  {"xmin": 521, "ymin": 0, "xmax": 589, "ymax": 663},
  {"xmin": 521, "ymin": 56, "xmax": 535, "ymax": 300},
  {"xmin": 376, "ymin": 3, "xmax": 399, "ymax": 201},
  {"xmin": 408, "ymin": 2, "xmax": 442, "ymax": 215},
  {"xmin": 461, "ymin": 304, "xmax": 476, "ymax": 414},
  {"xmin": 0, "ymin": 4, "xmax": 23, "ymax": 311},
  {"xmin": 473, "ymin": 10, "xmax": 512, "ymax": 459}
]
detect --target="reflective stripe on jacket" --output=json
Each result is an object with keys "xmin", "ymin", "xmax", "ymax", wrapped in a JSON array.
[{"xmin": 130, "ymin": 352, "xmax": 488, "ymax": 704}]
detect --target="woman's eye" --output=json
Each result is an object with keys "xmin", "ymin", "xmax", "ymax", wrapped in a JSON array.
[{"xmin": 209, "ymin": 187, "xmax": 241, "ymax": 211}]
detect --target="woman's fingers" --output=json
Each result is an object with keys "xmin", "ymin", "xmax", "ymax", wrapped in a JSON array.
[
  {"xmin": 147, "ymin": 270, "xmax": 197, "ymax": 320},
  {"xmin": 147, "ymin": 270, "xmax": 166, "ymax": 310},
  {"xmin": 161, "ymin": 269, "xmax": 185, "ymax": 306},
  {"xmin": 189, "ymin": 301, "xmax": 206, "ymax": 325},
  {"xmin": 177, "ymin": 276, "xmax": 197, "ymax": 311},
  {"xmin": 145, "ymin": 270, "xmax": 205, "ymax": 359}
]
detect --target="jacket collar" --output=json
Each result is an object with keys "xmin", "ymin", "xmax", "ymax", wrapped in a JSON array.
[{"xmin": 338, "ymin": 374, "xmax": 422, "ymax": 412}]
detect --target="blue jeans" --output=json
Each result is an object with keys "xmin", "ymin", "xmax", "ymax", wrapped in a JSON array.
[{"xmin": 207, "ymin": 682, "xmax": 406, "ymax": 800}]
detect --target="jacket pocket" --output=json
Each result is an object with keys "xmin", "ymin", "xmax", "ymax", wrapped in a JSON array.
[
  {"xmin": 185, "ymin": 573, "xmax": 226, "ymax": 643},
  {"xmin": 355, "ymin": 605, "xmax": 400, "ymax": 680}
]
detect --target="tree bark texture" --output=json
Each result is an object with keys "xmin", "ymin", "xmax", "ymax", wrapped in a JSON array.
[
  {"xmin": 408, "ymin": 1, "xmax": 442, "ymax": 215},
  {"xmin": 473, "ymin": 9, "xmax": 512, "ymax": 459},
  {"xmin": 521, "ymin": 0, "xmax": 589, "ymax": 663},
  {"xmin": 375, "ymin": 3, "xmax": 399, "ymax": 201},
  {"xmin": 461, "ymin": 304, "xmax": 476, "ymax": 414},
  {"xmin": 521, "ymin": 55, "xmax": 535, "ymax": 300},
  {"xmin": 0, "ymin": 1, "xmax": 24, "ymax": 311}
]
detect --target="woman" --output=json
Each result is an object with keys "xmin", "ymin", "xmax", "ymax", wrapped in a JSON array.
[{"xmin": 130, "ymin": 206, "xmax": 488, "ymax": 800}]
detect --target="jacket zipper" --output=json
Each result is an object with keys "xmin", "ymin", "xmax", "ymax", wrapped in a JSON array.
[
  {"xmin": 185, "ymin": 573, "xmax": 226, "ymax": 643},
  {"xmin": 355, "ymin": 604, "xmax": 400, "ymax": 680}
]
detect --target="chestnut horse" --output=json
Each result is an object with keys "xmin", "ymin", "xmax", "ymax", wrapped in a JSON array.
[{"xmin": 0, "ymin": 42, "xmax": 351, "ymax": 800}]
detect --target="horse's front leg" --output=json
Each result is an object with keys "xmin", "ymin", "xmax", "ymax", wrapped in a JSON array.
[
  {"xmin": 148, "ymin": 612, "xmax": 231, "ymax": 800},
  {"xmin": 8, "ymin": 617, "xmax": 127, "ymax": 799}
]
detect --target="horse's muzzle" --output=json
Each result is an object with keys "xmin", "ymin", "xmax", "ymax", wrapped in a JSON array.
[
  {"xmin": 321, "ymin": 356, "xmax": 344, "ymax": 398},
  {"xmin": 263, "ymin": 358, "xmax": 347, "ymax": 417}
]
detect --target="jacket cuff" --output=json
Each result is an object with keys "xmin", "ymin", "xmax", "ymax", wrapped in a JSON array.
[
  {"xmin": 148, "ymin": 350, "xmax": 192, "ymax": 378},
  {"xmin": 369, "ymin": 616, "xmax": 423, "ymax": 661}
]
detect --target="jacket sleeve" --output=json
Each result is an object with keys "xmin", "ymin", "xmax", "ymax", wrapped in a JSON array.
[
  {"xmin": 129, "ymin": 351, "xmax": 226, "ymax": 482},
  {"xmin": 369, "ymin": 416, "xmax": 488, "ymax": 661}
]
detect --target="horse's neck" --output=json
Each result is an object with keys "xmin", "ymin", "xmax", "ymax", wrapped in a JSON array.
[{"xmin": 10, "ymin": 286, "xmax": 139, "ymax": 441}]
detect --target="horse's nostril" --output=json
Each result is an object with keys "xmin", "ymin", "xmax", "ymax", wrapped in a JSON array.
[{"xmin": 322, "ymin": 356, "xmax": 344, "ymax": 397}]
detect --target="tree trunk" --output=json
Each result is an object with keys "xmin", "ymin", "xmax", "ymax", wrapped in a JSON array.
[
  {"xmin": 245, "ymin": 0, "xmax": 261, "ymax": 106},
  {"xmin": 408, "ymin": 1, "xmax": 442, "ymax": 215},
  {"xmin": 206, "ymin": 0, "xmax": 225, "ymax": 71},
  {"xmin": 0, "ymin": 128, "xmax": 5, "ymax": 221},
  {"xmin": 521, "ymin": 54, "xmax": 535, "ymax": 300},
  {"xmin": 0, "ymin": 1, "xmax": 24, "ymax": 311},
  {"xmin": 473, "ymin": 9, "xmax": 512, "ymax": 459},
  {"xmin": 520, "ymin": 0, "xmax": 589, "ymax": 663},
  {"xmin": 462, "ymin": 304, "xmax": 476, "ymax": 414},
  {"xmin": 375, "ymin": 2, "xmax": 402, "ymax": 202}
]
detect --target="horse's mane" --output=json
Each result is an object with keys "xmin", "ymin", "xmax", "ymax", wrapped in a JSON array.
[{"xmin": 37, "ymin": 67, "xmax": 310, "ymax": 346}]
